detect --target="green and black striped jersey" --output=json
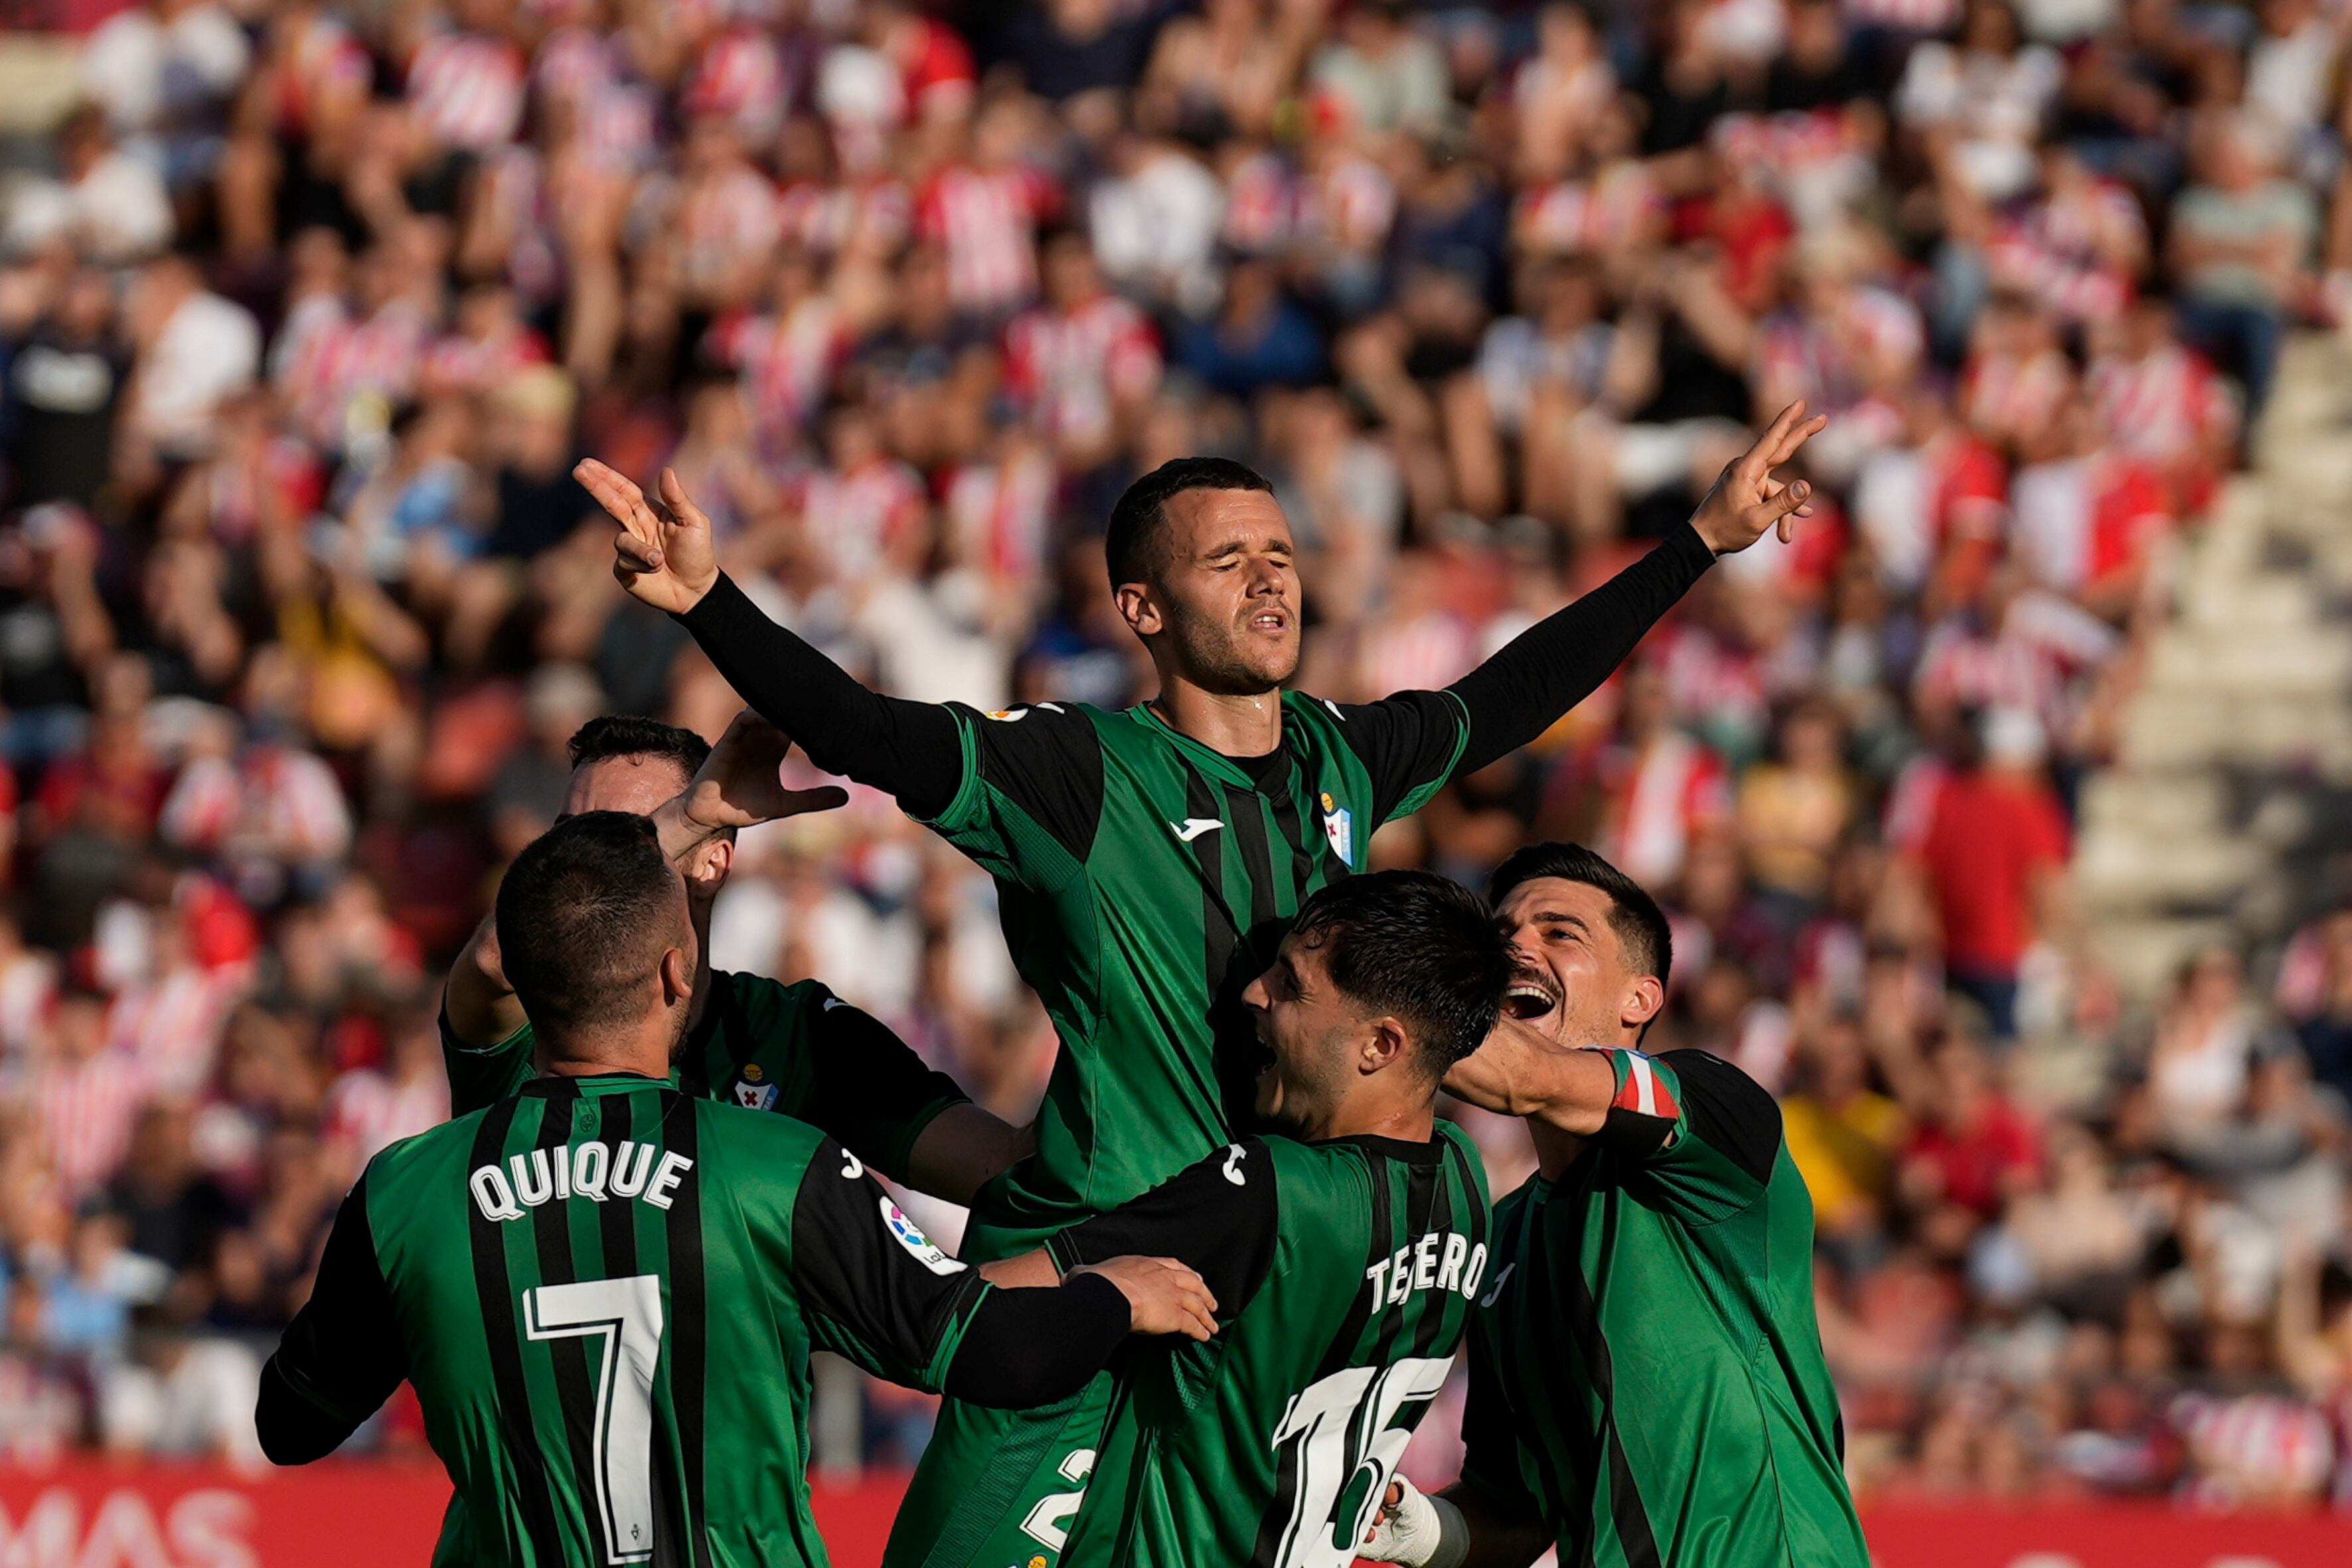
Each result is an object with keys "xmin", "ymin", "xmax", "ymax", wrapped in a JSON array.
[
  {"xmin": 1044, "ymin": 1122, "xmax": 1493, "ymax": 1568},
  {"xmin": 441, "ymin": 972, "xmax": 969, "ymax": 1185},
  {"xmin": 258, "ymin": 1075, "xmax": 1129, "ymax": 1568},
  {"xmin": 923, "ymin": 693, "xmax": 1468, "ymax": 1258},
  {"xmin": 1461, "ymin": 1049, "xmax": 1869, "ymax": 1568}
]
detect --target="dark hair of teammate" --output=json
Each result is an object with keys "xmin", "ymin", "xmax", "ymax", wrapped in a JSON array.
[
  {"xmin": 1104, "ymin": 456, "xmax": 1276, "ymax": 589},
  {"xmin": 496, "ymin": 811, "xmax": 690, "ymax": 1044},
  {"xmin": 1489, "ymin": 841, "xmax": 1674, "ymax": 990},
  {"xmin": 566, "ymin": 714, "xmax": 713, "ymax": 777},
  {"xmin": 1287, "ymin": 869, "xmax": 1513, "ymax": 1077}
]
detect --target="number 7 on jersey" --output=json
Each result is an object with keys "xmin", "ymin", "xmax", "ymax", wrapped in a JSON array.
[{"xmin": 525, "ymin": 1275, "xmax": 666, "ymax": 1565}]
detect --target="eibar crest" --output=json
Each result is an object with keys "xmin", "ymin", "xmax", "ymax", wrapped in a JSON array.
[
  {"xmin": 734, "ymin": 1077, "xmax": 779, "ymax": 1111},
  {"xmin": 1323, "ymin": 803, "xmax": 1354, "ymax": 866}
]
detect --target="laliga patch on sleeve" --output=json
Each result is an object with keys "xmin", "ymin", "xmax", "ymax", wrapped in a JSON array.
[{"xmin": 880, "ymin": 1198, "xmax": 967, "ymax": 1275}]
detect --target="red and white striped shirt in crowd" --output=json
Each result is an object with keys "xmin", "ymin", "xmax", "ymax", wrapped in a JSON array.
[
  {"xmin": 1301, "ymin": 149, "xmax": 1397, "ymax": 253},
  {"xmin": 531, "ymin": 28, "xmax": 657, "ymax": 169},
  {"xmin": 106, "ymin": 964, "xmax": 247, "ymax": 1099},
  {"xmin": 684, "ymin": 26, "xmax": 790, "ymax": 142},
  {"xmin": 269, "ymin": 10, "xmax": 372, "ymax": 140},
  {"xmin": 2009, "ymin": 449, "xmax": 2173, "ymax": 596},
  {"xmin": 2088, "ymin": 342, "xmax": 2238, "ymax": 477},
  {"xmin": 406, "ymin": 30, "xmax": 527, "ymax": 152},
  {"xmin": 1514, "ymin": 161, "xmax": 1666, "ymax": 256},
  {"xmin": 272, "ymin": 297, "xmax": 431, "ymax": 453},
  {"xmin": 886, "ymin": 17, "xmax": 977, "ymax": 123},
  {"xmin": 1654, "ymin": 623, "xmax": 1772, "ymax": 758},
  {"xmin": 423, "ymin": 321, "xmax": 552, "ymax": 398},
  {"xmin": 27, "ymin": 1048, "xmax": 145, "ymax": 1200},
  {"xmin": 915, "ymin": 163, "xmax": 1055, "ymax": 315},
  {"xmin": 1359, "ymin": 609, "xmax": 1479, "ymax": 697},
  {"xmin": 1002, "ymin": 293, "xmax": 1162, "ymax": 450},
  {"xmin": 795, "ymin": 457, "xmax": 927, "ymax": 583},
  {"xmin": 324, "ymin": 1066, "xmax": 451, "ymax": 1169},
  {"xmin": 1912, "ymin": 590, "xmax": 2120, "ymax": 740},
  {"xmin": 1988, "ymin": 181, "xmax": 2144, "ymax": 324},
  {"xmin": 944, "ymin": 439, "xmax": 1058, "ymax": 582},
  {"xmin": 1223, "ymin": 149, "xmax": 1304, "ymax": 254},
  {"xmin": 1960, "ymin": 345, "xmax": 2073, "ymax": 449},
  {"xmin": 667, "ymin": 165, "xmax": 785, "ymax": 303},
  {"xmin": 708, "ymin": 295, "xmax": 850, "ymax": 447},
  {"xmin": 2171, "ymin": 1392, "xmax": 2335, "ymax": 1506},
  {"xmin": 1757, "ymin": 288, "xmax": 1924, "ymax": 415},
  {"xmin": 160, "ymin": 747, "xmax": 356, "ymax": 870},
  {"xmin": 777, "ymin": 177, "xmax": 913, "ymax": 259},
  {"xmin": 1579, "ymin": 730, "xmax": 1733, "ymax": 890}
]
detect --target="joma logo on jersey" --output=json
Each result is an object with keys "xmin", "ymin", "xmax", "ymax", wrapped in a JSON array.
[
  {"xmin": 1363, "ymin": 1230, "xmax": 1486, "ymax": 1311},
  {"xmin": 470, "ymin": 1142, "xmax": 694, "ymax": 1223}
]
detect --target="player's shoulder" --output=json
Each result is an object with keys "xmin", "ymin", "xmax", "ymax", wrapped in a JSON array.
[
  {"xmin": 1651, "ymin": 1048, "xmax": 1784, "ymax": 1178},
  {"xmin": 361, "ymin": 1108, "xmax": 491, "ymax": 1209},
  {"xmin": 719, "ymin": 969, "xmax": 842, "ymax": 1030},
  {"xmin": 954, "ymin": 698, "xmax": 1107, "ymax": 732},
  {"xmin": 690, "ymin": 1095, "xmax": 832, "ymax": 1164}
]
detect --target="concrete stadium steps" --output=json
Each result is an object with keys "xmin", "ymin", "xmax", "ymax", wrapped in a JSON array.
[{"xmin": 2075, "ymin": 332, "xmax": 2352, "ymax": 996}]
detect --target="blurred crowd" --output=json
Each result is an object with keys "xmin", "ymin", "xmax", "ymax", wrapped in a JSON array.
[{"xmin": 3, "ymin": 0, "xmax": 2352, "ymax": 1512}]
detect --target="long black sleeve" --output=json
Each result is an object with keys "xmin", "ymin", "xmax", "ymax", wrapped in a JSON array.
[
  {"xmin": 941, "ymin": 1271, "xmax": 1132, "ymax": 1407},
  {"xmin": 256, "ymin": 1172, "xmax": 407, "ymax": 1465},
  {"xmin": 1447, "ymin": 520, "xmax": 1716, "ymax": 775},
  {"xmin": 674, "ymin": 573, "xmax": 965, "ymax": 818}
]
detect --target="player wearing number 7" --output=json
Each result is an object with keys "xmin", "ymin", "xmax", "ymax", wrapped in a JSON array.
[
  {"xmin": 978, "ymin": 872, "xmax": 1510, "ymax": 1568},
  {"xmin": 253, "ymin": 812, "xmax": 1219, "ymax": 1568}
]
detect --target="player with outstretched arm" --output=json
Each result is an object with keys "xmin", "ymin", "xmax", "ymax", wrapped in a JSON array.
[
  {"xmin": 579, "ymin": 405, "xmax": 1825, "ymax": 1568},
  {"xmin": 256, "ymin": 812, "xmax": 1217, "ymax": 1568}
]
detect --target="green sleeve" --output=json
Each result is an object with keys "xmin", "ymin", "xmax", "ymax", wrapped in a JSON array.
[
  {"xmin": 439, "ymin": 1006, "xmax": 533, "ymax": 1116},
  {"xmin": 919, "ymin": 702, "xmax": 1103, "ymax": 891}
]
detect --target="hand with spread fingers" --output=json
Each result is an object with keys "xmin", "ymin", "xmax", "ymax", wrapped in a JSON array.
[
  {"xmin": 678, "ymin": 710, "xmax": 848, "ymax": 836},
  {"xmin": 578, "ymin": 459, "xmax": 722, "ymax": 614},
  {"xmin": 1688, "ymin": 400, "xmax": 1832, "ymax": 556}
]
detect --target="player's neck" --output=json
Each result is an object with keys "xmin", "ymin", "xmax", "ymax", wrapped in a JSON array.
[
  {"xmin": 1300, "ymin": 1095, "xmax": 1435, "ymax": 1146},
  {"xmin": 537, "ymin": 1032, "xmax": 674, "ymax": 1082},
  {"xmin": 1150, "ymin": 680, "xmax": 1283, "ymax": 759}
]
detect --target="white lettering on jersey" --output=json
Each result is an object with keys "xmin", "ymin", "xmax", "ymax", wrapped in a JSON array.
[
  {"xmin": 1364, "ymin": 1230, "xmax": 1484, "ymax": 1311},
  {"xmin": 470, "ymin": 1141, "xmax": 690, "ymax": 1223}
]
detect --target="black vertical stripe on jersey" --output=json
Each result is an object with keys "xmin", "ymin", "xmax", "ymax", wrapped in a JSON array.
[
  {"xmin": 1404, "ymin": 1155, "xmax": 1460, "ymax": 1362},
  {"xmin": 1275, "ymin": 753, "xmax": 1350, "ymax": 888},
  {"xmin": 1368, "ymin": 1160, "xmax": 1440, "ymax": 1372},
  {"xmin": 1253, "ymin": 1150, "xmax": 1399, "ymax": 1568},
  {"xmin": 466, "ymin": 1098, "xmax": 566, "ymax": 1556},
  {"xmin": 528, "ymin": 1086, "xmax": 605, "ymax": 1558},
  {"xmin": 1265, "ymin": 777, "xmax": 1322, "ymax": 911},
  {"xmin": 1221, "ymin": 783, "xmax": 1281, "ymax": 948},
  {"xmin": 1186, "ymin": 767, "xmax": 1251, "ymax": 1129},
  {"xmin": 1557, "ymin": 1196, "xmax": 1664, "ymax": 1568},
  {"xmin": 1512, "ymin": 1198, "xmax": 1605, "ymax": 1567},
  {"xmin": 659, "ymin": 1093, "xmax": 714, "ymax": 1568},
  {"xmin": 594, "ymin": 1094, "xmax": 637, "ymax": 1277}
]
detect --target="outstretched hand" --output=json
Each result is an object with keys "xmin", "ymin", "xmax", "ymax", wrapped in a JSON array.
[
  {"xmin": 1689, "ymin": 401, "xmax": 1830, "ymax": 556},
  {"xmin": 578, "ymin": 460, "xmax": 721, "ymax": 613},
  {"xmin": 678, "ymin": 710, "xmax": 848, "ymax": 834}
]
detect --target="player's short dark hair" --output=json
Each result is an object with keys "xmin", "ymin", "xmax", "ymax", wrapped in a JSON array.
[
  {"xmin": 567, "ymin": 716, "xmax": 712, "ymax": 779},
  {"xmin": 1104, "ymin": 456, "xmax": 1275, "ymax": 589},
  {"xmin": 1287, "ymin": 870, "xmax": 1512, "ymax": 1078},
  {"xmin": 1489, "ymin": 842, "xmax": 1673, "ymax": 990},
  {"xmin": 497, "ymin": 812, "xmax": 685, "ymax": 1042}
]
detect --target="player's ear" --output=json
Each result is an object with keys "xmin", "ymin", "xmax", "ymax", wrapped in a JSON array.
[
  {"xmin": 1115, "ymin": 582, "xmax": 1162, "ymax": 637},
  {"xmin": 1362, "ymin": 1016, "xmax": 1409, "ymax": 1074},
  {"xmin": 1622, "ymin": 975, "xmax": 1664, "ymax": 1034},
  {"xmin": 682, "ymin": 834, "xmax": 734, "ymax": 897},
  {"xmin": 659, "ymin": 945, "xmax": 695, "ymax": 1008}
]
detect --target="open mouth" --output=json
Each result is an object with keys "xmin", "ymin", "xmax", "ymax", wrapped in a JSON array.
[
  {"xmin": 1247, "ymin": 609, "xmax": 1291, "ymax": 635},
  {"xmin": 1504, "ymin": 973, "xmax": 1560, "ymax": 1022}
]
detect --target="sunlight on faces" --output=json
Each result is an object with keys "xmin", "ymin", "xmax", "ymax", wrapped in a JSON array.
[
  {"xmin": 1241, "ymin": 931, "xmax": 1385, "ymax": 1135},
  {"xmin": 1496, "ymin": 878, "xmax": 1659, "ymax": 1048},
  {"xmin": 1119, "ymin": 489, "xmax": 1302, "ymax": 695}
]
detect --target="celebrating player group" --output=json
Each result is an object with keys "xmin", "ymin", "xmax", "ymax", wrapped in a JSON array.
[{"xmin": 255, "ymin": 402, "xmax": 1873, "ymax": 1568}]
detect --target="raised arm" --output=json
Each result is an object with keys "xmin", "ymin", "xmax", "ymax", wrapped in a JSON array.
[
  {"xmin": 1444, "ymin": 403, "xmax": 1827, "ymax": 775},
  {"xmin": 1442, "ymin": 1018, "xmax": 1622, "ymax": 1134},
  {"xmin": 256, "ymin": 1174, "xmax": 407, "ymax": 1464},
  {"xmin": 578, "ymin": 461, "xmax": 965, "ymax": 816}
]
